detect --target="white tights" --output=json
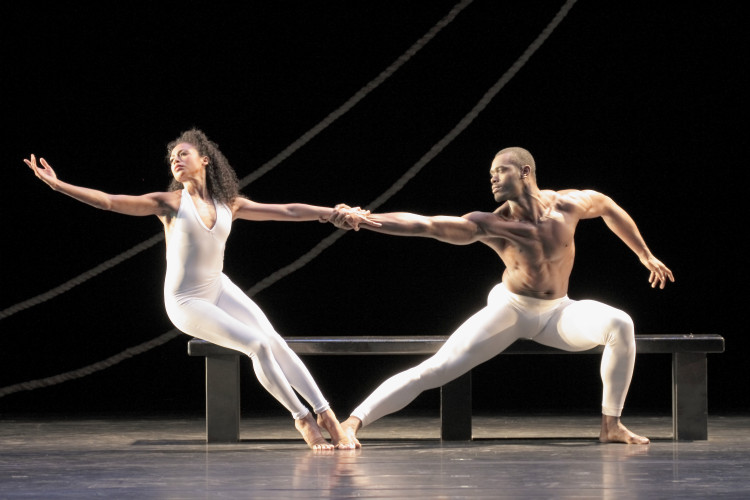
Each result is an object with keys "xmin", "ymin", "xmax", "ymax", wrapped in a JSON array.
[
  {"xmin": 351, "ymin": 283, "xmax": 636, "ymax": 427},
  {"xmin": 165, "ymin": 274, "xmax": 329, "ymax": 420}
]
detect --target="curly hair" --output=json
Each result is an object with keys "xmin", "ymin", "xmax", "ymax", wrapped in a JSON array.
[{"xmin": 166, "ymin": 128, "xmax": 241, "ymax": 205}]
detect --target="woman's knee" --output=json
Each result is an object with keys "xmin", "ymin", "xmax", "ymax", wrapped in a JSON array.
[
  {"xmin": 241, "ymin": 337, "xmax": 273, "ymax": 358},
  {"xmin": 231, "ymin": 325, "xmax": 285, "ymax": 358}
]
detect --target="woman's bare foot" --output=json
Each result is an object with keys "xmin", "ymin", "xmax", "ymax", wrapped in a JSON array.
[
  {"xmin": 339, "ymin": 416, "xmax": 362, "ymax": 449},
  {"xmin": 599, "ymin": 415, "xmax": 650, "ymax": 444},
  {"xmin": 295, "ymin": 412, "xmax": 334, "ymax": 451},
  {"xmin": 316, "ymin": 409, "xmax": 357, "ymax": 449}
]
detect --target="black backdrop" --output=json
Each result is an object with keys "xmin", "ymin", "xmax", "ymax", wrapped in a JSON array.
[{"xmin": 2, "ymin": 1, "xmax": 746, "ymax": 418}]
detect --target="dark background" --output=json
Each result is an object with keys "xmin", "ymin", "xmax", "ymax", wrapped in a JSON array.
[{"xmin": 2, "ymin": 1, "xmax": 745, "ymax": 419}]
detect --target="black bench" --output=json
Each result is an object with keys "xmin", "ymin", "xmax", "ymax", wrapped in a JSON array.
[{"xmin": 187, "ymin": 333, "xmax": 725, "ymax": 442}]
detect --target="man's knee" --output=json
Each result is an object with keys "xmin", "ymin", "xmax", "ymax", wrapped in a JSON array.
[{"xmin": 605, "ymin": 310, "xmax": 635, "ymax": 347}]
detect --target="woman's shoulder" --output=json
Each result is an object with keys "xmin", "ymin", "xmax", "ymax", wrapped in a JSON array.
[
  {"xmin": 226, "ymin": 194, "xmax": 251, "ymax": 212},
  {"xmin": 146, "ymin": 189, "xmax": 183, "ymax": 214}
]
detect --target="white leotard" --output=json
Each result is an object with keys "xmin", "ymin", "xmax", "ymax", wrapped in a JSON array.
[
  {"xmin": 163, "ymin": 189, "xmax": 330, "ymax": 419},
  {"xmin": 164, "ymin": 189, "xmax": 232, "ymax": 303},
  {"xmin": 351, "ymin": 282, "xmax": 636, "ymax": 427}
]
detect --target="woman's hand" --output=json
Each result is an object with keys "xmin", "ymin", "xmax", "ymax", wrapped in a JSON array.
[
  {"xmin": 24, "ymin": 154, "xmax": 60, "ymax": 190},
  {"xmin": 322, "ymin": 204, "xmax": 381, "ymax": 231}
]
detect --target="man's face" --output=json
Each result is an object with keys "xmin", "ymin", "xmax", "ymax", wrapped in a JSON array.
[{"xmin": 489, "ymin": 153, "xmax": 524, "ymax": 203}]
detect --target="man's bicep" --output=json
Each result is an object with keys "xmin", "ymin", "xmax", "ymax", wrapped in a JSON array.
[
  {"xmin": 428, "ymin": 214, "xmax": 481, "ymax": 244},
  {"xmin": 577, "ymin": 189, "xmax": 614, "ymax": 219}
]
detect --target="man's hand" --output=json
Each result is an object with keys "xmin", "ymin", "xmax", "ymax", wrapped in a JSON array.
[
  {"xmin": 324, "ymin": 204, "xmax": 382, "ymax": 231},
  {"xmin": 641, "ymin": 255, "xmax": 675, "ymax": 289}
]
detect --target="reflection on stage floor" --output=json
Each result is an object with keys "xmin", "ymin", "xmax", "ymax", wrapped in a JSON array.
[{"xmin": 1, "ymin": 412, "xmax": 748, "ymax": 498}]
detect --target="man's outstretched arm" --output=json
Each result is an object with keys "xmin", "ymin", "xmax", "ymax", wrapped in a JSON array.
[{"xmin": 329, "ymin": 206, "xmax": 482, "ymax": 245}]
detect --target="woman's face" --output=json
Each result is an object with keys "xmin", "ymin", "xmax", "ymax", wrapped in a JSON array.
[{"xmin": 169, "ymin": 142, "xmax": 208, "ymax": 183}]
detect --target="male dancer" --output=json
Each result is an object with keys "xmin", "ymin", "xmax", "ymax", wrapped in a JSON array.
[{"xmin": 329, "ymin": 147, "xmax": 673, "ymax": 445}]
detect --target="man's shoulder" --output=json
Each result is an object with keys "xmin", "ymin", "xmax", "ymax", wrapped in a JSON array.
[
  {"xmin": 546, "ymin": 189, "xmax": 592, "ymax": 204},
  {"xmin": 462, "ymin": 210, "xmax": 497, "ymax": 221},
  {"xmin": 546, "ymin": 189, "xmax": 605, "ymax": 216},
  {"xmin": 467, "ymin": 203, "xmax": 511, "ymax": 220},
  {"xmin": 545, "ymin": 188, "xmax": 583, "ymax": 197},
  {"xmin": 460, "ymin": 210, "xmax": 509, "ymax": 232}
]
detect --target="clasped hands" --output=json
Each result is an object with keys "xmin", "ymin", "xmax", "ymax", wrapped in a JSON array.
[{"xmin": 320, "ymin": 204, "xmax": 381, "ymax": 231}]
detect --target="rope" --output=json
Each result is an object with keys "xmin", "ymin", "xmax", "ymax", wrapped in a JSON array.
[
  {"xmin": 0, "ymin": 0, "xmax": 577, "ymax": 398},
  {"xmin": 238, "ymin": 0, "xmax": 474, "ymax": 189},
  {"xmin": 367, "ymin": 0, "xmax": 578, "ymax": 212},
  {"xmin": 0, "ymin": 233, "xmax": 166, "ymax": 320},
  {"xmin": 0, "ymin": 330, "xmax": 181, "ymax": 397},
  {"xmin": 246, "ymin": 0, "xmax": 580, "ymax": 296},
  {"xmin": 0, "ymin": 0, "xmax": 473, "ymax": 322}
]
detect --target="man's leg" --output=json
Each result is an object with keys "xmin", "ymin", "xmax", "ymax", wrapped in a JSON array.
[
  {"xmin": 345, "ymin": 284, "xmax": 528, "ymax": 439},
  {"xmin": 534, "ymin": 299, "xmax": 649, "ymax": 444}
]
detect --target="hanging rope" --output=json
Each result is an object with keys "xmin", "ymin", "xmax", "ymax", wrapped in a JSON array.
[
  {"xmin": 0, "ymin": 0, "xmax": 473, "ymax": 322},
  {"xmin": 0, "ymin": 0, "xmax": 578, "ymax": 398}
]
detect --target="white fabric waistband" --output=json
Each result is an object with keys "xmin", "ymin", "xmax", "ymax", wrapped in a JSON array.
[{"xmin": 491, "ymin": 282, "xmax": 568, "ymax": 314}]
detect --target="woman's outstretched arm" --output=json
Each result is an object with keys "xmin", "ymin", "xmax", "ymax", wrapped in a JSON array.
[
  {"xmin": 233, "ymin": 197, "xmax": 380, "ymax": 230},
  {"xmin": 25, "ymin": 154, "xmax": 176, "ymax": 217}
]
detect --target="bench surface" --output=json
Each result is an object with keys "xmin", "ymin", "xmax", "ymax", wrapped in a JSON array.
[{"xmin": 189, "ymin": 333, "xmax": 725, "ymax": 356}]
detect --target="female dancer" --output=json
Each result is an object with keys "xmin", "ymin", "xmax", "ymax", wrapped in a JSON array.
[{"xmin": 24, "ymin": 128, "xmax": 375, "ymax": 450}]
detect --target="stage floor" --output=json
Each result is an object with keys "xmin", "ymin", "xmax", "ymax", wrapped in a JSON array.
[{"xmin": 1, "ymin": 412, "xmax": 748, "ymax": 498}]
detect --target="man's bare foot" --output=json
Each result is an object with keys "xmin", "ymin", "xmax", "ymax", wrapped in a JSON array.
[
  {"xmin": 599, "ymin": 415, "xmax": 650, "ymax": 444},
  {"xmin": 339, "ymin": 416, "xmax": 362, "ymax": 449},
  {"xmin": 316, "ymin": 409, "xmax": 357, "ymax": 450},
  {"xmin": 295, "ymin": 412, "xmax": 334, "ymax": 451}
]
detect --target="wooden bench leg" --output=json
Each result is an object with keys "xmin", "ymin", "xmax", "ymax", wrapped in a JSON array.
[
  {"xmin": 440, "ymin": 371, "xmax": 472, "ymax": 440},
  {"xmin": 205, "ymin": 354, "xmax": 241, "ymax": 443},
  {"xmin": 672, "ymin": 352, "xmax": 708, "ymax": 440}
]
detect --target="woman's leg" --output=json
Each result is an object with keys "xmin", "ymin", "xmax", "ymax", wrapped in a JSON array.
[
  {"xmin": 211, "ymin": 279, "xmax": 356, "ymax": 449},
  {"xmin": 214, "ymin": 278, "xmax": 332, "ymax": 414},
  {"xmin": 173, "ymin": 296, "xmax": 313, "ymax": 419}
]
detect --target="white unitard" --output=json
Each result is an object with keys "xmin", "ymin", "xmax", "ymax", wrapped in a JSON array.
[
  {"xmin": 351, "ymin": 283, "xmax": 636, "ymax": 427},
  {"xmin": 163, "ymin": 189, "xmax": 329, "ymax": 420}
]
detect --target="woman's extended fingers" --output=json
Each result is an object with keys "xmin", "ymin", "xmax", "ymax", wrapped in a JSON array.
[
  {"xmin": 343, "ymin": 208, "xmax": 382, "ymax": 231},
  {"xmin": 24, "ymin": 154, "xmax": 58, "ymax": 187},
  {"xmin": 23, "ymin": 153, "xmax": 37, "ymax": 170},
  {"xmin": 355, "ymin": 214, "xmax": 381, "ymax": 229},
  {"xmin": 326, "ymin": 206, "xmax": 353, "ymax": 229},
  {"xmin": 359, "ymin": 213, "xmax": 381, "ymax": 228},
  {"xmin": 325, "ymin": 205, "xmax": 381, "ymax": 231},
  {"xmin": 25, "ymin": 154, "xmax": 46, "ymax": 172}
]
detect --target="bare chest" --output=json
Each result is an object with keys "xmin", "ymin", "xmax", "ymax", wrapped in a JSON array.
[{"xmin": 489, "ymin": 214, "xmax": 575, "ymax": 265}]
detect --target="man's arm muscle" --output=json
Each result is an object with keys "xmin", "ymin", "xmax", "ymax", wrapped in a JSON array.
[{"xmin": 365, "ymin": 212, "xmax": 482, "ymax": 245}]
